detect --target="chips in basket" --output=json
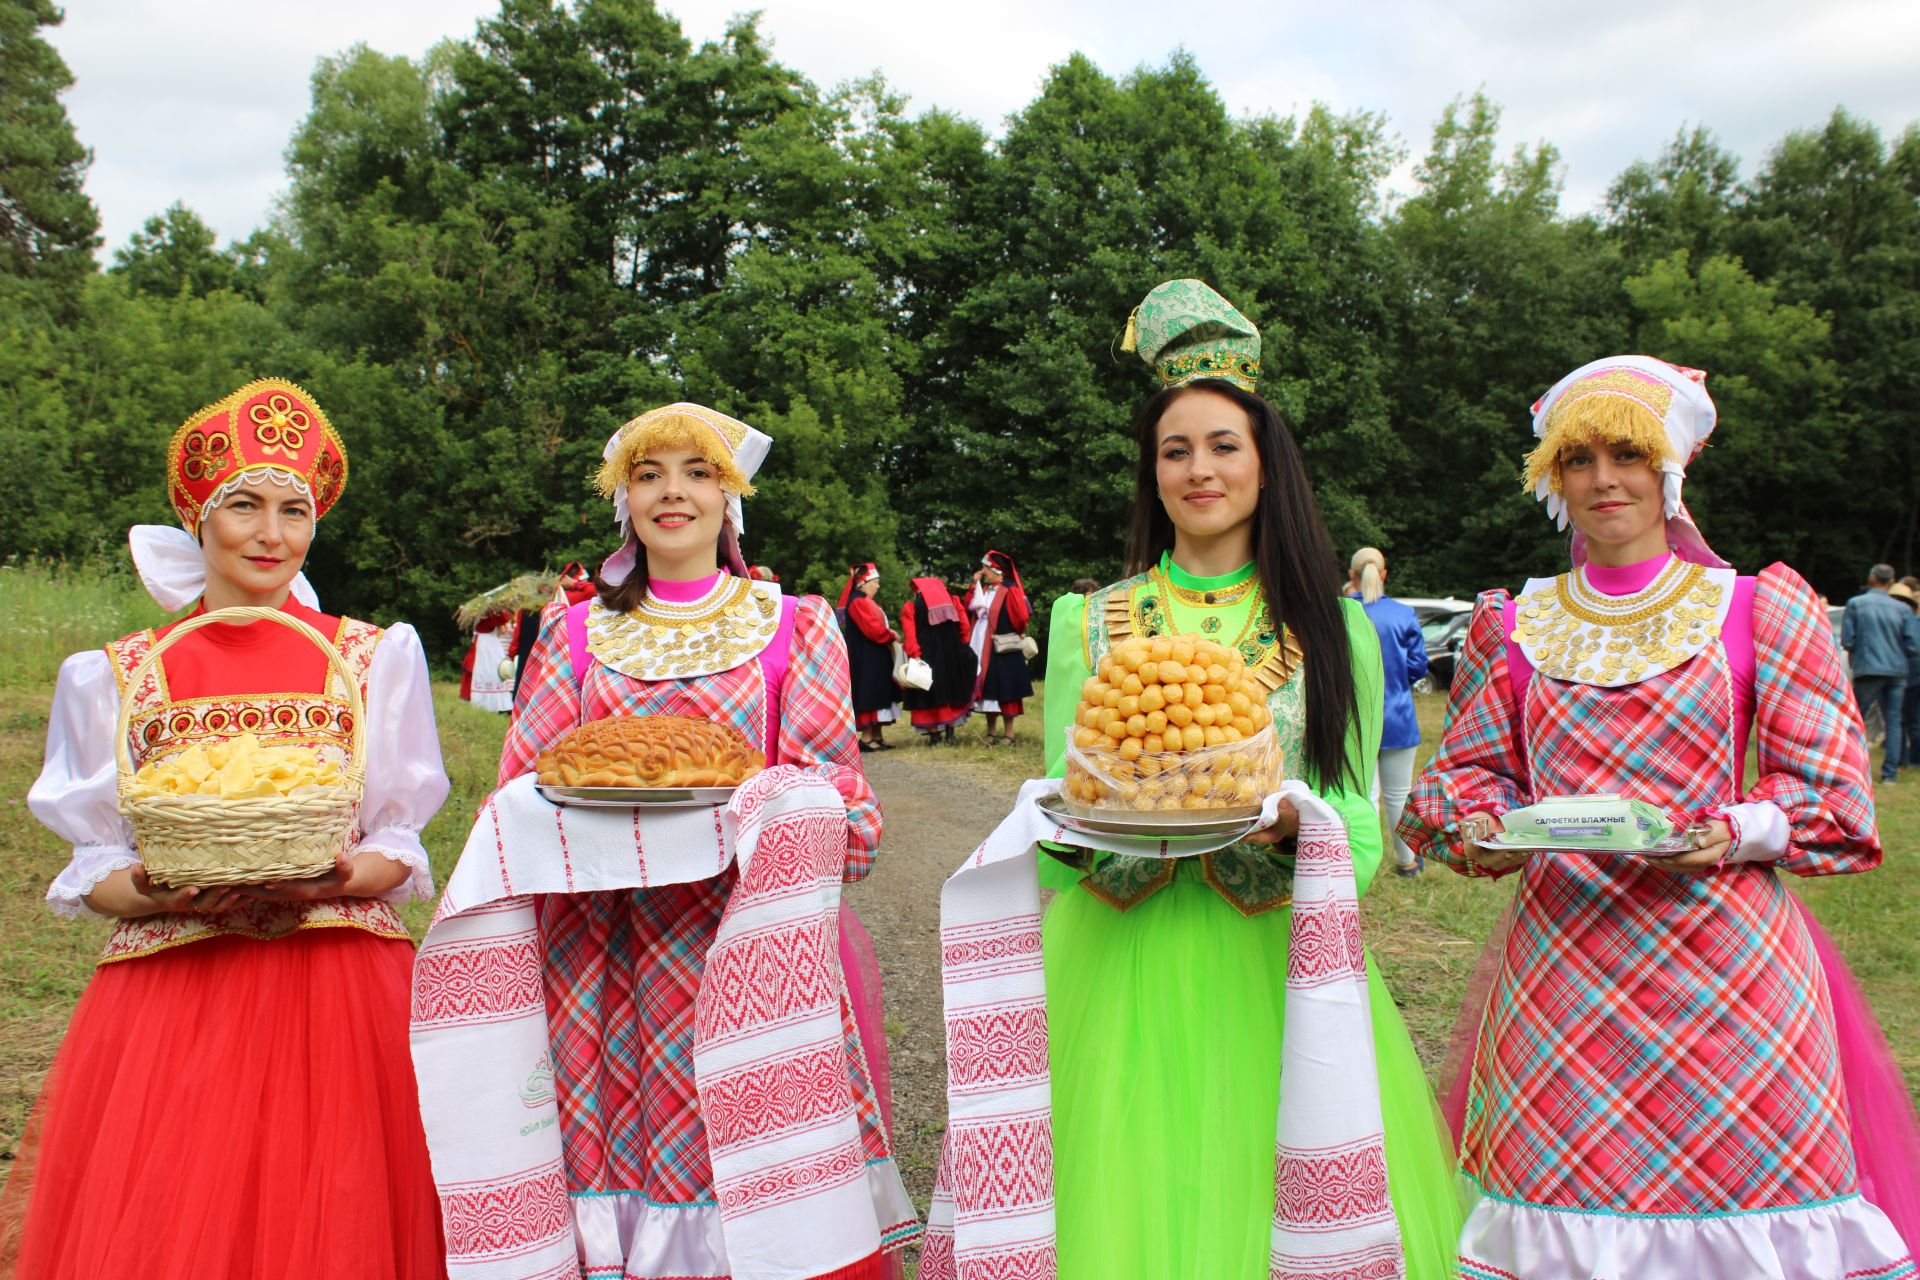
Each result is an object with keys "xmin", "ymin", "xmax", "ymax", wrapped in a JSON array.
[
  {"xmin": 1062, "ymin": 633, "xmax": 1282, "ymax": 811},
  {"xmin": 130, "ymin": 733, "xmax": 342, "ymax": 800}
]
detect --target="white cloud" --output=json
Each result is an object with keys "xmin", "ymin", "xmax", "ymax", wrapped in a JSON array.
[{"xmin": 43, "ymin": 0, "xmax": 1920, "ymax": 255}]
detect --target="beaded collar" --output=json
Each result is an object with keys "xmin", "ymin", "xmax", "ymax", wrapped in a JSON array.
[
  {"xmin": 1512, "ymin": 557, "xmax": 1736, "ymax": 687},
  {"xmin": 586, "ymin": 576, "xmax": 783, "ymax": 681},
  {"xmin": 1112, "ymin": 576, "xmax": 1302, "ymax": 696}
]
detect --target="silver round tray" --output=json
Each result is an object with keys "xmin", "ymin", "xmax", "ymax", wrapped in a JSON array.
[
  {"xmin": 1036, "ymin": 790, "xmax": 1263, "ymax": 843},
  {"xmin": 1481, "ymin": 830, "xmax": 1700, "ymax": 857},
  {"xmin": 536, "ymin": 783, "xmax": 737, "ymax": 809}
]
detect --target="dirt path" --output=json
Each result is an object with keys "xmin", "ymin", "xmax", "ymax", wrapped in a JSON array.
[{"xmin": 843, "ymin": 747, "xmax": 1027, "ymax": 1211}]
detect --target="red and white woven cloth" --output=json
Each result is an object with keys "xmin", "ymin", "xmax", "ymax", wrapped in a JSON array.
[
  {"xmin": 411, "ymin": 767, "xmax": 919, "ymax": 1280},
  {"xmin": 920, "ymin": 778, "xmax": 1405, "ymax": 1280}
]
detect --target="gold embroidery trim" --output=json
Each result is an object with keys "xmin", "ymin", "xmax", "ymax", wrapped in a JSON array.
[{"xmin": 98, "ymin": 913, "xmax": 410, "ymax": 966}]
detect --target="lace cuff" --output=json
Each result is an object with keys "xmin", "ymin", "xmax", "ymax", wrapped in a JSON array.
[
  {"xmin": 47, "ymin": 846, "xmax": 140, "ymax": 919},
  {"xmin": 354, "ymin": 826, "xmax": 434, "ymax": 902}
]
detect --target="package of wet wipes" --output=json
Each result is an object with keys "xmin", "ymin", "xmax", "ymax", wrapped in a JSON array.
[{"xmin": 1498, "ymin": 794, "xmax": 1674, "ymax": 849}]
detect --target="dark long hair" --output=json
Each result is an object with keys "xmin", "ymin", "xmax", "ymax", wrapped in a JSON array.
[
  {"xmin": 595, "ymin": 520, "xmax": 750, "ymax": 613},
  {"xmin": 1125, "ymin": 380, "xmax": 1360, "ymax": 792}
]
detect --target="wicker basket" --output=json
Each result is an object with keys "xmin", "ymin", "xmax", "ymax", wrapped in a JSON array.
[{"xmin": 116, "ymin": 606, "xmax": 367, "ymax": 887}]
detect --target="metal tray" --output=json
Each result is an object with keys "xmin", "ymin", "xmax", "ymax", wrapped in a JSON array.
[
  {"xmin": 536, "ymin": 784, "xmax": 737, "ymax": 809},
  {"xmin": 1036, "ymin": 790, "xmax": 1264, "ymax": 843},
  {"xmin": 1481, "ymin": 829, "xmax": 1703, "ymax": 857}
]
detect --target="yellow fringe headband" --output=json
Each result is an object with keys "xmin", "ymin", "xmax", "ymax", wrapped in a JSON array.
[
  {"xmin": 595, "ymin": 403, "xmax": 759, "ymax": 500},
  {"xmin": 1522, "ymin": 369, "xmax": 1678, "ymax": 496}
]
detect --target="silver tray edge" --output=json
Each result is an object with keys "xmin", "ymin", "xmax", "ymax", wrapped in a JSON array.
[{"xmin": 536, "ymin": 783, "xmax": 736, "ymax": 808}]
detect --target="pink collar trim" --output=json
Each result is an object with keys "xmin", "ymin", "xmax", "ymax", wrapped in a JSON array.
[
  {"xmin": 647, "ymin": 570, "xmax": 725, "ymax": 602},
  {"xmin": 1581, "ymin": 552, "xmax": 1671, "ymax": 597}
]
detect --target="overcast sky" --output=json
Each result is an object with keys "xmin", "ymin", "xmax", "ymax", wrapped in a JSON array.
[{"xmin": 46, "ymin": 0, "xmax": 1920, "ymax": 257}]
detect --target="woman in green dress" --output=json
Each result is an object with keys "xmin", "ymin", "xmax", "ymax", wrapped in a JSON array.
[{"xmin": 1037, "ymin": 279, "xmax": 1463, "ymax": 1278}]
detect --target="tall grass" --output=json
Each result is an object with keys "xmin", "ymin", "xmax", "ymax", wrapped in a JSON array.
[{"xmin": 0, "ymin": 559, "xmax": 171, "ymax": 690}]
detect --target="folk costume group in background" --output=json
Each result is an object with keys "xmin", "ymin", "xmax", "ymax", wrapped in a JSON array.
[
  {"xmin": 13, "ymin": 299, "xmax": 1920, "ymax": 1280},
  {"xmin": 836, "ymin": 552, "xmax": 1036, "ymax": 749},
  {"xmin": 456, "ymin": 566, "xmax": 598, "ymax": 712}
]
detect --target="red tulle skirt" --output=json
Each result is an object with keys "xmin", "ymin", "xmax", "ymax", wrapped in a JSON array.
[{"xmin": 1, "ymin": 929, "xmax": 444, "ymax": 1280}]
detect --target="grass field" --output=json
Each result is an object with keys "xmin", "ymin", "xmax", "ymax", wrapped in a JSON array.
[{"xmin": 3, "ymin": 562, "xmax": 1916, "ymax": 1160}]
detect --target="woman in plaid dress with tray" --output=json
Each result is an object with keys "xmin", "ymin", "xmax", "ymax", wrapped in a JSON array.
[
  {"xmin": 470, "ymin": 404, "xmax": 914, "ymax": 1279},
  {"xmin": 1402, "ymin": 356, "xmax": 1919, "ymax": 1278}
]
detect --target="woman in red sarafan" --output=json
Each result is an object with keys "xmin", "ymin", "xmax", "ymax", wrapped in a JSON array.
[
  {"xmin": 5, "ymin": 379, "xmax": 449, "ymax": 1279},
  {"xmin": 1400, "ymin": 355, "xmax": 1920, "ymax": 1279}
]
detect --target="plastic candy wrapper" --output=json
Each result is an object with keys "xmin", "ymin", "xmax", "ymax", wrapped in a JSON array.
[
  {"xmin": 129, "ymin": 733, "xmax": 342, "ymax": 800},
  {"xmin": 1499, "ymin": 794, "xmax": 1674, "ymax": 849},
  {"xmin": 1058, "ymin": 630, "xmax": 1283, "ymax": 812}
]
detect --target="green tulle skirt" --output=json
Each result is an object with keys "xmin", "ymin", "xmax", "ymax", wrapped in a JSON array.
[{"xmin": 1044, "ymin": 863, "xmax": 1465, "ymax": 1280}]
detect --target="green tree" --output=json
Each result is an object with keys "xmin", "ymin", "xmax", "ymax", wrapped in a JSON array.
[
  {"xmin": 1604, "ymin": 126, "xmax": 1742, "ymax": 269},
  {"xmin": 112, "ymin": 204, "xmax": 235, "ymax": 299},
  {"xmin": 1736, "ymin": 111, "xmax": 1920, "ymax": 585},
  {"xmin": 901, "ymin": 53, "xmax": 1403, "ymax": 607},
  {"xmin": 0, "ymin": 0, "xmax": 99, "ymax": 317},
  {"xmin": 1622, "ymin": 250, "xmax": 1836, "ymax": 576},
  {"xmin": 1381, "ymin": 92, "xmax": 1628, "ymax": 594}
]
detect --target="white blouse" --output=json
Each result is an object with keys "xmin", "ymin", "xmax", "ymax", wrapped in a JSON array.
[{"xmin": 28, "ymin": 623, "xmax": 449, "ymax": 917}]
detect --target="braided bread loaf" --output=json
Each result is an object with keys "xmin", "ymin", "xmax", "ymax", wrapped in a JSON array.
[{"xmin": 536, "ymin": 714, "xmax": 765, "ymax": 788}]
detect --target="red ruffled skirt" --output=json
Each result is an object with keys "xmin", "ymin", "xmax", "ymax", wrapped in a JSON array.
[{"xmin": 2, "ymin": 929, "xmax": 444, "ymax": 1279}]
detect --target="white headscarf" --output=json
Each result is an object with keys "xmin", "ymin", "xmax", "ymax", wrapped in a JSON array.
[
  {"xmin": 1528, "ymin": 354, "xmax": 1727, "ymax": 568},
  {"xmin": 129, "ymin": 525, "xmax": 321, "ymax": 612},
  {"xmin": 598, "ymin": 409, "xmax": 773, "ymax": 588}
]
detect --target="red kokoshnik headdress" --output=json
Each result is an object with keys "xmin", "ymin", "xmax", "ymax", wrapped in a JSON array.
[{"xmin": 167, "ymin": 378, "xmax": 349, "ymax": 534}]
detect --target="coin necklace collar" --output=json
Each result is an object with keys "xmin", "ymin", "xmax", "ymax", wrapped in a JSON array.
[
  {"xmin": 586, "ymin": 573, "xmax": 784, "ymax": 681},
  {"xmin": 1512, "ymin": 555, "xmax": 1736, "ymax": 688}
]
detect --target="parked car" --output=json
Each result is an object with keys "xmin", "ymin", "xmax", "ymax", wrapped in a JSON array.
[{"xmin": 1397, "ymin": 596, "xmax": 1474, "ymax": 692}]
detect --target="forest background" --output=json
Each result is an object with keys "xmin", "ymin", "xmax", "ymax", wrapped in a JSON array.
[{"xmin": 5, "ymin": 0, "xmax": 1919, "ymax": 664}]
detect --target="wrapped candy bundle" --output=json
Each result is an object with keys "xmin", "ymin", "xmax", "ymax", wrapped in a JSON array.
[{"xmin": 1061, "ymin": 633, "xmax": 1282, "ymax": 812}]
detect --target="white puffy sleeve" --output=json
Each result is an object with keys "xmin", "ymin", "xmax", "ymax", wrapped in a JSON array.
[
  {"xmin": 352, "ymin": 623, "xmax": 449, "ymax": 902},
  {"xmin": 29, "ymin": 651, "xmax": 139, "ymax": 918}
]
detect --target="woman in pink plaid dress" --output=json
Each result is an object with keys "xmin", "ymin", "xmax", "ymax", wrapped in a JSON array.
[
  {"xmin": 478, "ymin": 404, "xmax": 914, "ymax": 1280},
  {"xmin": 1401, "ymin": 356, "xmax": 1919, "ymax": 1278}
]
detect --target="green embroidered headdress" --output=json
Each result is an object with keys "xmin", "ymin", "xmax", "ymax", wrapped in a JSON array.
[{"xmin": 1120, "ymin": 278, "xmax": 1261, "ymax": 392}]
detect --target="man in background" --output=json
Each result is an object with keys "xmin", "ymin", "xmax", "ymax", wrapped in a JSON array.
[{"xmin": 1841, "ymin": 562, "xmax": 1920, "ymax": 784}]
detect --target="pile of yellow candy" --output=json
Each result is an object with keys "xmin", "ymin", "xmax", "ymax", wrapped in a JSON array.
[
  {"xmin": 131, "ymin": 733, "xmax": 342, "ymax": 800},
  {"xmin": 1063, "ymin": 634, "xmax": 1276, "ymax": 810}
]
